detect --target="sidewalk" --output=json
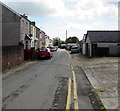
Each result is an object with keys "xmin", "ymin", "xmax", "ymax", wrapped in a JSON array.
[
  {"xmin": 2, "ymin": 60, "xmax": 38, "ymax": 79},
  {"xmin": 67, "ymin": 51, "xmax": 118, "ymax": 110}
]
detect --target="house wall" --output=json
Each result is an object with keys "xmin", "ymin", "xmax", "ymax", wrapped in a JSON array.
[
  {"xmin": 45, "ymin": 36, "xmax": 50, "ymax": 48},
  {"xmin": 34, "ymin": 27, "xmax": 38, "ymax": 50},
  {"xmin": 85, "ymin": 36, "xmax": 92, "ymax": 57},
  {"xmin": 39, "ymin": 31, "xmax": 46, "ymax": 48},
  {"xmin": 49, "ymin": 39, "xmax": 53, "ymax": 47},
  {"xmin": 2, "ymin": 45, "xmax": 24, "ymax": 71},
  {"xmin": 2, "ymin": 4, "xmax": 24, "ymax": 71},
  {"xmin": 31, "ymin": 25, "xmax": 35, "ymax": 48},
  {"xmin": 20, "ymin": 17, "xmax": 31, "ymax": 49},
  {"xmin": 2, "ymin": 5, "xmax": 21, "ymax": 46},
  {"xmin": 36, "ymin": 28, "xmax": 40, "ymax": 49},
  {"xmin": 82, "ymin": 43, "xmax": 86, "ymax": 55}
]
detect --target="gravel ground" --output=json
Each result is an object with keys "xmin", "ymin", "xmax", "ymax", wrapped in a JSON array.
[{"xmin": 69, "ymin": 52, "xmax": 118, "ymax": 109}]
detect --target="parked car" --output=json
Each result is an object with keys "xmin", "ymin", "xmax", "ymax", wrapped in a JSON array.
[
  {"xmin": 70, "ymin": 46, "xmax": 79, "ymax": 54},
  {"xmin": 37, "ymin": 48, "xmax": 52, "ymax": 59},
  {"xmin": 50, "ymin": 47, "xmax": 58, "ymax": 52}
]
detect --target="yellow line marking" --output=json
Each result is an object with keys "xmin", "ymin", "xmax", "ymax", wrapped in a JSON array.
[
  {"xmin": 72, "ymin": 71, "xmax": 79, "ymax": 109},
  {"xmin": 66, "ymin": 78, "xmax": 72, "ymax": 110}
]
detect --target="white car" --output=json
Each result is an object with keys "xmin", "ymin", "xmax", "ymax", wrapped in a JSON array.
[{"xmin": 50, "ymin": 47, "xmax": 58, "ymax": 52}]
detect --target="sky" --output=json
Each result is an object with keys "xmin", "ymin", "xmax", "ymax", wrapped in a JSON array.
[{"xmin": 1, "ymin": 0, "xmax": 119, "ymax": 40}]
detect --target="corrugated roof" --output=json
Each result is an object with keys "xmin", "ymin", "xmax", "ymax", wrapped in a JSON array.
[{"xmin": 87, "ymin": 31, "xmax": 120, "ymax": 43}]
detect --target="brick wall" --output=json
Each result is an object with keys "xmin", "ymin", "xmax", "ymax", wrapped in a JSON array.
[{"xmin": 2, "ymin": 45, "xmax": 24, "ymax": 71}]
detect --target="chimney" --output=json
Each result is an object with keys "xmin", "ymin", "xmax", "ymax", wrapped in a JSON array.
[
  {"xmin": 31, "ymin": 22, "xmax": 35, "ymax": 26},
  {"xmin": 23, "ymin": 14, "xmax": 28, "ymax": 19}
]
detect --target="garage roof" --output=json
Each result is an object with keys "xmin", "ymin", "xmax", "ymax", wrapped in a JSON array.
[{"xmin": 87, "ymin": 31, "xmax": 120, "ymax": 43}]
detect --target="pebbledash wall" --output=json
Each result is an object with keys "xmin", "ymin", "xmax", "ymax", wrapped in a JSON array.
[{"xmin": 2, "ymin": 3, "xmax": 24, "ymax": 71}]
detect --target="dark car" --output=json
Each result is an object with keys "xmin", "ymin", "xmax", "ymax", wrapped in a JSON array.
[
  {"xmin": 70, "ymin": 46, "xmax": 79, "ymax": 54},
  {"xmin": 37, "ymin": 48, "xmax": 52, "ymax": 59}
]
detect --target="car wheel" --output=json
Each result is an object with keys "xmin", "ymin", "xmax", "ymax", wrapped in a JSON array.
[{"xmin": 48, "ymin": 56, "xmax": 51, "ymax": 59}]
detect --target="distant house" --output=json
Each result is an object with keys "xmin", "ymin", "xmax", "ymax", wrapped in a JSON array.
[
  {"xmin": 49, "ymin": 39, "xmax": 53, "ymax": 47},
  {"xmin": 45, "ymin": 36, "xmax": 53, "ymax": 48},
  {"xmin": 83, "ymin": 31, "xmax": 120, "ymax": 57}
]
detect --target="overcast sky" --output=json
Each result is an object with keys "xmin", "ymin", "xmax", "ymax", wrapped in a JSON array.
[{"xmin": 1, "ymin": 0, "xmax": 119, "ymax": 40}]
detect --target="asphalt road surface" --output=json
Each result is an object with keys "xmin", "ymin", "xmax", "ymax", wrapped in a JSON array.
[{"xmin": 2, "ymin": 49, "xmax": 101, "ymax": 110}]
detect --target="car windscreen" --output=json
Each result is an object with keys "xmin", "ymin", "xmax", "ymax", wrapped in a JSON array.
[
  {"xmin": 71, "ymin": 47, "xmax": 78, "ymax": 49},
  {"xmin": 39, "ymin": 49, "xmax": 48, "ymax": 52}
]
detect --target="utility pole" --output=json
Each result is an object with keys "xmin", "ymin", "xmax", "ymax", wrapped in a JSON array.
[
  {"xmin": 66, "ymin": 30, "xmax": 67, "ymax": 43},
  {"xmin": 66, "ymin": 30, "xmax": 68, "ymax": 49}
]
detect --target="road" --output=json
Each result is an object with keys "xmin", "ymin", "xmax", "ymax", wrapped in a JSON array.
[{"xmin": 2, "ymin": 49, "xmax": 101, "ymax": 110}]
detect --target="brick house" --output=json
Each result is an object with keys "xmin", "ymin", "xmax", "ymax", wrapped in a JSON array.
[
  {"xmin": 2, "ymin": 3, "xmax": 24, "ymax": 71},
  {"xmin": 83, "ymin": 31, "xmax": 120, "ymax": 57}
]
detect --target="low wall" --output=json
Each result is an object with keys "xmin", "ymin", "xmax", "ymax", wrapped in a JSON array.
[{"xmin": 2, "ymin": 45, "xmax": 24, "ymax": 71}]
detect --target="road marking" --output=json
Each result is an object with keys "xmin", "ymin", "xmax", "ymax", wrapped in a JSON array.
[
  {"xmin": 66, "ymin": 78, "xmax": 72, "ymax": 110},
  {"xmin": 72, "ymin": 71, "xmax": 79, "ymax": 109}
]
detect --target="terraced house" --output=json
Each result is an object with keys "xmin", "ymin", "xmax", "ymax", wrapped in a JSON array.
[{"xmin": 1, "ymin": 2, "xmax": 52, "ymax": 70}]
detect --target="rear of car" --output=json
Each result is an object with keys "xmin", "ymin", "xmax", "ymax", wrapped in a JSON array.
[
  {"xmin": 50, "ymin": 47, "xmax": 57, "ymax": 52},
  {"xmin": 37, "ymin": 48, "xmax": 52, "ymax": 59},
  {"xmin": 71, "ymin": 46, "xmax": 79, "ymax": 54}
]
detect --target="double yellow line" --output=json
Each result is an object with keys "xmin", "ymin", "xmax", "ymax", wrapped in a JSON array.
[
  {"xmin": 66, "ymin": 66, "xmax": 79, "ymax": 110},
  {"xmin": 72, "ymin": 71, "xmax": 79, "ymax": 109},
  {"xmin": 66, "ymin": 78, "xmax": 72, "ymax": 109}
]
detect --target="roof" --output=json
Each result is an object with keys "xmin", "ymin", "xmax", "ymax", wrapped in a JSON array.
[{"xmin": 87, "ymin": 31, "xmax": 120, "ymax": 43}]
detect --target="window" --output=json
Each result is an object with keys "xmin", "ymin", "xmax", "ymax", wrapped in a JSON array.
[{"xmin": 39, "ymin": 49, "xmax": 48, "ymax": 52}]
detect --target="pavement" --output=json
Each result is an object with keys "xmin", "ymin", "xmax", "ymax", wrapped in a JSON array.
[{"xmin": 68, "ymin": 51, "xmax": 118, "ymax": 110}]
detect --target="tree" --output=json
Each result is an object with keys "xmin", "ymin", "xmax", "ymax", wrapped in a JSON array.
[
  {"xmin": 53, "ymin": 37, "xmax": 61, "ymax": 46},
  {"xmin": 53, "ymin": 37, "xmax": 66, "ymax": 48},
  {"xmin": 66, "ymin": 36, "xmax": 79, "ymax": 43}
]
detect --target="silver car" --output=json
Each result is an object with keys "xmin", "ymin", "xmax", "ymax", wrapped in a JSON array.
[{"xmin": 70, "ymin": 46, "xmax": 79, "ymax": 54}]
